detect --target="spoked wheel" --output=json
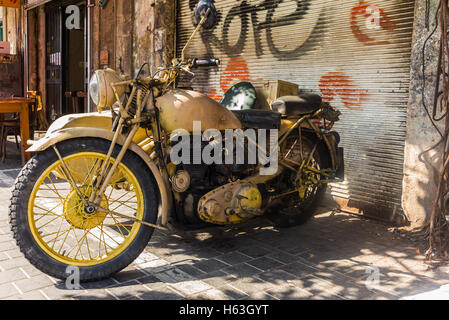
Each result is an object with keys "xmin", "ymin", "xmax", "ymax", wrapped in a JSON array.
[
  {"xmin": 268, "ymin": 134, "xmax": 330, "ymax": 227},
  {"xmin": 9, "ymin": 138, "xmax": 158, "ymax": 282}
]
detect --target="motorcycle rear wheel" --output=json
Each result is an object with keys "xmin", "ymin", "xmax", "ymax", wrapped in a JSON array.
[
  {"xmin": 9, "ymin": 138, "xmax": 158, "ymax": 282},
  {"xmin": 268, "ymin": 134, "xmax": 330, "ymax": 227}
]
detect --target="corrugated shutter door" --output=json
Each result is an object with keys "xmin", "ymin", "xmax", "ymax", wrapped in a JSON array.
[{"xmin": 176, "ymin": 0, "xmax": 415, "ymax": 218}]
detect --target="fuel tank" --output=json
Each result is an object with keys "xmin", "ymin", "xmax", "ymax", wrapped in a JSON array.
[{"xmin": 156, "ymin": 89, "xmax": 242, "ymax": 133}]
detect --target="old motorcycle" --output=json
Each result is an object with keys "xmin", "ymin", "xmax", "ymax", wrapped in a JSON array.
[{"xmin": 9, "ymin": 1, "xmax": 344, "ymax": 281}]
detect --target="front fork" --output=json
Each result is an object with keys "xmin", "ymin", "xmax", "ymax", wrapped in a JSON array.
[
  {"xmin": 88, "ymin": 88, "xmax": 144, "ymax": 207},
  {"xmin": 51, "ymin": 85, "xmax": 168, "ymax": 231}
]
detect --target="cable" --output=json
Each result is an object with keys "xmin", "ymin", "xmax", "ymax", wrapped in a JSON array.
[{"xmin": 135, "ymin": 62, "xmax": 149, "ymax": 80}]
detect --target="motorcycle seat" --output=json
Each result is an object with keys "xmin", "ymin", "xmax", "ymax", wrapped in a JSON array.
[
  {"xmin": 232, "ymin": 109, "xmax": 281, "ymax": 130},
  {"xmin": 271, "ymin": 93, "xmax": 322, "ymax": 116}
]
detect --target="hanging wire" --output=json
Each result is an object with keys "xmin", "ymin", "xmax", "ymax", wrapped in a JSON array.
[{"xmin": 420, "ymin": 0, "xmax": 449, "ymax": 262}]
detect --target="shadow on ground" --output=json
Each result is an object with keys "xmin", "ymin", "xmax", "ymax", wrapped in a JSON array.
[
  {"xmin": 0, "ymin": 139, "xmax": 446, "ymax": 300},
  {"xmin": 44, "ymin": 206, "xmax": 446, "ymax": 300}
]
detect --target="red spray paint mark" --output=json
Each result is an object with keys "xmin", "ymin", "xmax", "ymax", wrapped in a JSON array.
[
  {"xmin": 319, "ymin": 72, "xmax": 369, "ymax": 110},
  {"xmin": 206, "ymin": 57, "xmax": 252, "ymax": 102},
  {"xmin": 207, "ymin": 88, "xmax": 221, "ymax": 101},
  {"xmin": 220, "ymin": 57, "xmax": 251, "ymax": 94},
  {"xmin": 350, "ymin": 1, "xmax": 397, "ymax": 46}
]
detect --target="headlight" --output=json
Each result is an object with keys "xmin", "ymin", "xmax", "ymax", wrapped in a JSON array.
[
  {"xmin": 89, "ymin": 73, "xmax": 100, "ymax": 105},
  {"xmin": 89, "ymin": 69, "xmax": 125, "ymax": 110}
]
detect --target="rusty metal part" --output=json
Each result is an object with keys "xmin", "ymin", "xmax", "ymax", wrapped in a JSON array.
[
  {"xmin": 171, "ymin": 170, "xmax": 191, "ymax": 193},
  {"xmin": 197, "ymin": 181, "xmax": 262, "ymax": 225},
  {"xmin": 181, "ymin": 7, "xmax": 211, "ymax": 62},
  {"xmin": 278, "ymin": 111, "xmax": 339, "ymax": 172}
]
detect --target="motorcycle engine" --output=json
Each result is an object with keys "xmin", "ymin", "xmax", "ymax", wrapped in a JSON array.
[
  {"xmin": 197, "ymin": 181, "xmax": 263, "ymax": 225},
  {"xmin": 169, "ymin": 134, "xmax": 263, "ymax": 225}
]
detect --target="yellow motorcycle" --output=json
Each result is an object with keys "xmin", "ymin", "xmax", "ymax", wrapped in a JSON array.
[{"xmin": 9, "ymin": 1, "xmax": 343, "ymax": 282}]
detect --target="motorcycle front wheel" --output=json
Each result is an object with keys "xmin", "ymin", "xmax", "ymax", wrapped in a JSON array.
[{"xmin": 9, "ymin": 138, "xmax": 158, "ymax": 282}]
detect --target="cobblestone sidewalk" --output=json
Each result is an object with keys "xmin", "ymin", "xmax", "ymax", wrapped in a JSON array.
[{"xmin": 0, "ymin": 154, "xmax": 448, "ymax": 300}]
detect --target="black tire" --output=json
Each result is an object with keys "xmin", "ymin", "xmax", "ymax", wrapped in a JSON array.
[
  {"xmin": 9, "ymin": 138, "xmax": 159, "ymax": 282},
  {"xmin": 267, "ymin": 134, "xmax": 330, "ymax": 228}
]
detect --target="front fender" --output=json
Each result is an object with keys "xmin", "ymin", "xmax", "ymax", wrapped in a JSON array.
[
  {"xmin": 44, "ymin": 112, "xmax": 113, "ymax": 133},
  {"xmin": 27, "ymin": 126, "xmax": 172, "ymax": 226},
  {"xmin": 36, "ymin": 112, "xmax": 149, "ymax": 146}
]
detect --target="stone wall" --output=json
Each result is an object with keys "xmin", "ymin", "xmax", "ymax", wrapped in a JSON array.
[
  {"xmin": 403, "ymin": 0, "xmax": 443, "ymax": 228},
  {"xmin": 133, "ymin": 0, "xmax": 175, "ymax": 77},
  {"xmin": 91, "ymin": 0, "xmax": 175, "ymax": 79}
]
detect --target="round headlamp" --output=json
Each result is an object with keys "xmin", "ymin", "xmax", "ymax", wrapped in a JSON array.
[{"xmin": 89, "ymin": 69, "xmax": 125, "ymax": 110}]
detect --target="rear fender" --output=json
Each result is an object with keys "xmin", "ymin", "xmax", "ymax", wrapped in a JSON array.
[
  {"xmin": 321, "ymin": 133, "xmax": 340, "ymax": 171},
  {"xmin": 281, "ymin": 119, "xmax": 340, "ymax": 171}
]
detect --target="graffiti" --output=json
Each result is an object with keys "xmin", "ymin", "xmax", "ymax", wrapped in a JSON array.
[
  {"xmin": 350, "ymin": 1, "xmax": 397, "ymax": 46},
  {"xmin": 193, "ymin": 0, "xmax": 322, "ymax": 60},
  {"xmin": 211, "ymin": 61, "xmax": 371, "ymax": 112},
  {"xmin": 205, "ymin": 57, "xmax": 252, "ymax": 101},
  {"xmin": 186, "ymin": 1, "xmax": 372, "ymax": 109},
  {"xmin": 220, "ymin": 57, "xmax": 251, "ymax": 94},
  {"xmin": 319, "ymin": 72, "xmax": 369, "ymax": 110},
  {"xmin": 204, "ymin": 57, "xmax": 251, "ymax": 101}
]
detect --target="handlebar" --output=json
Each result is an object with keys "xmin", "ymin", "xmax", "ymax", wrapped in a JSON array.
[{"xmin": 192, "ymin": 58, "xmax": 220, "ymax": 68}]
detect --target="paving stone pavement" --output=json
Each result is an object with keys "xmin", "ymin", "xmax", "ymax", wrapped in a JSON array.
[{"xmin": 0, "ymin": 144, "xmax": 449, "ymax": 300}]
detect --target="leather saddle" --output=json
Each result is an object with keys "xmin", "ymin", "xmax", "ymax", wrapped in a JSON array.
[{"xmin": 271, "ymin": 93, "xmax": 322, "ymax": 116}]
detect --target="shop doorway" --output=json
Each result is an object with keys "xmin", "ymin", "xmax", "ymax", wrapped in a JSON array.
[{"xmin": 46, "ymin": 0, "xmax": 87, "ymax": 121}]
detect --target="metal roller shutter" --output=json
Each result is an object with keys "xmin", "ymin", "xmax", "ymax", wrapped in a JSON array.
[{"xmin": 176, "ymin": 0, "xmax": 415, "ymax": 219}]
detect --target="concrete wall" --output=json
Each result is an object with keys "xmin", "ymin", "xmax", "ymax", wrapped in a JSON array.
[
  {"xmin": 115, "ymin": 0, "xmax": 134, "ymax": 76},
  {"xmin": 90, "ymin": 0, "xmax": 175, "ymax": 79},
  {"xmin": 403, "ymin": 0, "xmax": 443, "ymax": 229},
  {"xmin": 133, "ymin": 0, "xmax": 175, "ymax": 77}
]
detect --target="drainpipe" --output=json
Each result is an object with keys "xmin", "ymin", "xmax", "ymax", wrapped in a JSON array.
[{"xmin": 87, "ymin": 0, "xmax": 93, "ymax": 113}]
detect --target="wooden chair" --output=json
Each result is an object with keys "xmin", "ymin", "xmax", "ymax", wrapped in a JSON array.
[
  {"xmin": 0, "ymin": 114, "xmax": 20, "ymax": 162},
  {"xmin": 65, "ymin": 91, "xmax": 86, "ymax": 114},
  {"xmin": 27, "ymin": 91, "xmax": 49, "ymax": 131}
]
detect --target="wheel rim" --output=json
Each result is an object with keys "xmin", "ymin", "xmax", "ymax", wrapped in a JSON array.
[
  {"xmin": 28, "ymin": 152, "xmax": 144, "ymax": 267},
  {"xmin": 283, "ymin": 136, "xmax": 321, "ymax": 206}
]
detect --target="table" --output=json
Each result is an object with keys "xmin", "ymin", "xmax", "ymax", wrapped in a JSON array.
[{"xmin": 0, "ymin": 98, "xmax": 34, "ymax": 164}]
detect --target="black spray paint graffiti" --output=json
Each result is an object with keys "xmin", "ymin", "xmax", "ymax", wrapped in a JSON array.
[{"xmin": 189, "ymin": 0, "xmax": 316, "ymax": 60}]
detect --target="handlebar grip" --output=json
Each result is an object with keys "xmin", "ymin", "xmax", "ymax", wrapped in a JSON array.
[{"xmin": 192, "ymin": 58, "xmax": 220, "ymax": 68}]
